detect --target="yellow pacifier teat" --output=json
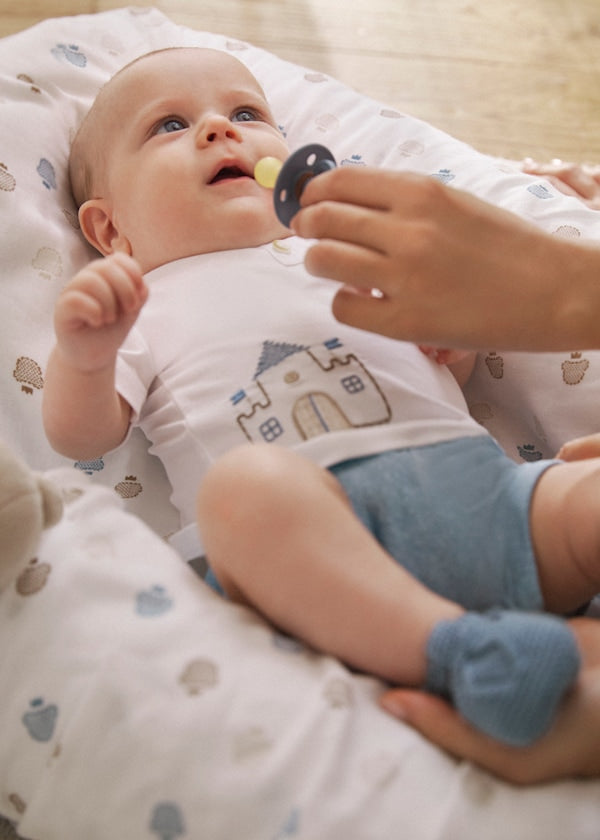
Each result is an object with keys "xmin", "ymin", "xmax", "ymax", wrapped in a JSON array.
[{"xmin": 254, "ymin": 156, "xmax": 283, "ymax": 189}]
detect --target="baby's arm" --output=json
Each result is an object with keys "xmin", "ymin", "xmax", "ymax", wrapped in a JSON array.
[
  {"xmin": 419, "ymin": 346, "xmax": 476, "ymax": 389},
  {"xmin": 43, "ymin": 253, "xmax": 148, "ymax": 459}
]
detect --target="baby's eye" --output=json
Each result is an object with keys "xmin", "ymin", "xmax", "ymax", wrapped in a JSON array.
[
  {"xmin": 232, "ymin": 108, "xmax": 261, "ymax": 123},
  {"xmin": 155, "ymin": 117, "xmax": 187, "ymax": 135}
]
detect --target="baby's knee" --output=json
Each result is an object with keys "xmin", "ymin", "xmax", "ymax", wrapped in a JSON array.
[
  {"xmin": 198, "ymin": 444, "xmax": 299, "ymax": 527},
  {"xmin": 198, "ymin": 444, "xmax": 344, "ymax": 533}
]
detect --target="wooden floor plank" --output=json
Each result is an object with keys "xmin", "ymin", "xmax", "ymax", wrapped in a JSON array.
[{"xmin": 1, "ymin": 0, "xmax": 599, "ymax": 161}]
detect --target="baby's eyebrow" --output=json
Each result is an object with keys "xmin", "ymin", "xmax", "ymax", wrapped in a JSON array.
[{"xmin": 124, "ymin": 98, "xmax": 178, "ymax": 137}]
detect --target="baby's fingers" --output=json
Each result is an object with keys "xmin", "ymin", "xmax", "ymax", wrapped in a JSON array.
[
  {"xmin": 57, "ymin": 286, "xmax": 111, "ymax": 330},
  {"xmin": 105, "ymin": 252, "xmax": 148, "ymax": 314},
  {"xmin": 58, "ymin": 254, "xmax": 146, "ymax": 330}
]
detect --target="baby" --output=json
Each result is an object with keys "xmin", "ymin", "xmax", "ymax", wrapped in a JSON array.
[{"xmin": 44, "ymin": 46, "xmax": 598, "ymax": 747}]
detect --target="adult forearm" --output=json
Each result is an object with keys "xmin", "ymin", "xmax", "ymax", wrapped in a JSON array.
[{"xmin": 546, "ymin": 239, "xmax": 600, "ymax": 351}]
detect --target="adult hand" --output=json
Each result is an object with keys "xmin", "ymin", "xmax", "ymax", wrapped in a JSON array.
[
  {"xmin": 558, "ymin": 433, "xmax": 600, "ymax": 462},
  {"xmin": 379, "ymin": 617, "xmax": 600, "ymax": 784},
  {"xmin": 292, "ymin": 167, "xmax": 600, "ymax": 351},
  {"xmin": 522, "ymin": 159, "xmax": 600, "ymax": 210}
]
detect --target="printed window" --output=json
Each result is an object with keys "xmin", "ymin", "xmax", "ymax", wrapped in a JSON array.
[
  {"xmin": 341, "ymin": 374, "xmax": 365, "ymax": 394},
  {"xmin": 260, "ymin": 417, "xmax": 284, "ymax": 442}
]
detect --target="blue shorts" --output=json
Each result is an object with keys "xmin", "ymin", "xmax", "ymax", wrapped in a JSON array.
[{"xmin": 329, "ymin": 436, "xmax": 558, "ymax": 612}]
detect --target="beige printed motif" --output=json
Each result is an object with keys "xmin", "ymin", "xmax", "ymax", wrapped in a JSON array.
[
  {"xmin": 178, "ymin": 658, "xmax": 219, "ymax": 696},
  {"xmin": 225, "ymin": 40, "xmax": 247, "ymax": 51},
  {"xmin": 232, "ymin": 725, "xmax": 273, "ymax": 762},
  {"xmin": 380, "ymin": 108, "xmax": 405, "ymax": 119},
  {"xmin": 0, "ymin": 162, "xmax": 16, "ymax": 191},
  {"xmin": 16, "ymin": 558, "xmax": 52, "ymax": 596},
  {"xmin": 323, "ymin": 677, "xmax": 354, "ymax": 708},
  {"xmin": 554, "ymin": 224, "xmax": 581, "ymax": 239},
  {"xmin": 469, "ymin": 402, "xmax": 493, "ymax": 424},
  {"xmin": 315, "ymin": 113, "xmax": 340, "ymax": 132},
  {"xmin": 32, "ymin": 246, "xmax": 62, "ymax": 281},
  {"xmin": 484, "ymin": 351, "xmax": 504, "ymax": 379},
  {"xmin": 114, "ymin": 475, "xmax": 143, "ymax": 499},
  {"xmin": 397, "ymin": 139, "xmax": 425, "ymax": 156},
  {"xmin": 13, "ymin": 356, "xmax": 44, "ymax": 393},
  {"xmin": 562, "ymin": 352, "xmax": 589, "ymax": 385},
  {"xmin": 304, "ymin": 72, "xmax": 328, "ymax": 83}
]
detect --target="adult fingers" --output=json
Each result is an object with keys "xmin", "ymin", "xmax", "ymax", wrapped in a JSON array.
[
  {"xmin": 299, "ymin": 165, "xmax": 398, "ymax": 211},
  {"xmin": 303, "ymin": 238, "xmax": 386, "ymax": 287},
  {"xmin": 557, "ymin": 434, "xmax": 600, "ymax": 462},
  {"xmin": 293, "ymin": 197, "xmax": 395, "ymax": 257},
  {"xmin": 378, "ymin": 689, "xmax": 570, "ymax": 785}
]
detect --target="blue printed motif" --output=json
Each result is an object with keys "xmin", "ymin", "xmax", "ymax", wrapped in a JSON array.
[
  {"xmin": 254, "ymin": 340, "xmax": 308, "ymax": 379},
  {"xmin": 273, "ymin": 808, "xmax": 301, "ymax": 838},
  {"xmin": 136, "ymin": 585, "xmax": 173, "ymax": 617},
  {"xmin": 51, "ymin": 43, "xmax": 87, "ymax": 68},
  {"xmin": 22, "ymin": 697, "xmax": 58, "ymax": 742},
  {"xmin": 527, "ymin": 183, "xmax": 553, "ymax": 200},
  {"xmin": 74, "ymin": 457, "xmax": 105, "ymax": 475},
  {"xmin": 432, "ymin": 168, "xmax": 455, "ymax": 184},
  {"xmin": 149, "ymin": 802, "xmax": 186, "ymax": 839},
  {"xmin": 37, "ymin": 158, "xmax": 56, "ymax": 190},
  {"xmin": 272, "ymin": 631, "xmax": 304, "ymax": 654},
  {"xmin": 517, "ymin": 443, "xmax": 543, "ymax": 462},
  {"xmin": 341, "ymin": 154, "xmax": 366, "ymax": 167}
]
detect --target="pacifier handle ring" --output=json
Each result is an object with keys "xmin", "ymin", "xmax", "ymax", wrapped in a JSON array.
[{"xmin": 273, "ymin": 143, "xmax": 337, "ymax": 227}]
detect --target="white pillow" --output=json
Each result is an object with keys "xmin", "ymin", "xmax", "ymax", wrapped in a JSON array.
[
  {"xmin": 1, "ymin": 467, "xmax": 599, "ymax": 839},
  {"xmin": 3, "ymin": 6, "xmax": 600, "ymax": 543}
]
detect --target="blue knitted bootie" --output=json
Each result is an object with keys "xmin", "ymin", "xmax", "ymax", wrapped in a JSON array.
[{"xmin": 425, "ymin": 610, "xmax": 581, "ymax": 746}]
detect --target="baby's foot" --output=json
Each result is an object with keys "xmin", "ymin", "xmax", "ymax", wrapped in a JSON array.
[{"xmin": 425, "ymin": 610, "xmax": 580, "ymax": 746}]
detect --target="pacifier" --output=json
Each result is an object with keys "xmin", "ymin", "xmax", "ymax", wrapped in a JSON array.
[{"xmin": 254, "ymin": 143, "xmax": 337, "ymax": 227}]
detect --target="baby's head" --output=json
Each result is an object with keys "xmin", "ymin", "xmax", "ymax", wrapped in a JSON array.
[{"xmin": 70, "ymin": 47, "xmax": 290, "ymax": 272}]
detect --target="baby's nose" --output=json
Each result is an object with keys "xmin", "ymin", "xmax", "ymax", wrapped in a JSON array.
[{"xmin": 197, "ymin": 114, "xmax": 242, "ymax": 145}]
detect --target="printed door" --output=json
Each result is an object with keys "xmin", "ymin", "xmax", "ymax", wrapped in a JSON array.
[{"xmin": 293, "ymin": 392, "xmax": 351, "ymax": 439}]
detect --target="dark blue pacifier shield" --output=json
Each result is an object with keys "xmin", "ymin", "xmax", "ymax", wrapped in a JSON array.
[{"xmin": 273, "ymin": 143, "xmax": 336, "ymax": 227}]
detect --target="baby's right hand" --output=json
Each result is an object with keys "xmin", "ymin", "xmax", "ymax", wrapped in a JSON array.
[{"xmin": 54, "ymin": 252, "xmax": 148, "ymax": 372}]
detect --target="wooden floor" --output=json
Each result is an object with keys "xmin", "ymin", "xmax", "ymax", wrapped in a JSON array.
[{"xmin": 1, "ymin": 0, "xmax": 600, "ymax": 162}]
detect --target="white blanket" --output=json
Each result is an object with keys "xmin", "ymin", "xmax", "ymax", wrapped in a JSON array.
[
  {"xmin": 1, "ymin": 7, "xmax": 600, "ymax": 838},
  {"xmin": 2, "ymin": 469, "xmax": 600, "ymax": 839}
]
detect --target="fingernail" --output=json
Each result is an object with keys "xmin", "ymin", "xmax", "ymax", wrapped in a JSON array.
[{"xmin": 380, "ymin": 696, "xmax": 408, "ymax": 720}]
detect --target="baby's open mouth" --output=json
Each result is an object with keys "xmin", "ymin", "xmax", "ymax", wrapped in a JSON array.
[{"xmin": 209, "ymin": 166, "xmax": 250, "ymax": 184}]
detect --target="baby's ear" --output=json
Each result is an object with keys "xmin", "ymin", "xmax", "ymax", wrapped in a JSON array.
[{"xmin": 78, "ymin": 199, "xmax": 132, "ymax": 256}]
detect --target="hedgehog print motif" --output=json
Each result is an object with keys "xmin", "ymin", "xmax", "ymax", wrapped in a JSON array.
[{"xmin": 13, "ymin": 356, "xmax": 44, "ymax": 394}]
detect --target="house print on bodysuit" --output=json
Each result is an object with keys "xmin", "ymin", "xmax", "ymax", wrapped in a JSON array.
[{"xmin": 232, "ymin": 338, "xmax": 392, "ymax": 444}]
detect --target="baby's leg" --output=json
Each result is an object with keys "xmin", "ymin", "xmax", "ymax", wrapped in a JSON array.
[
  {"xmin": 531, "ymin": 457, "xmax": 600, "ymax": 613},
  {"xmin": 197, "ymin": 443, "xmax": 461, "ymax": 685},
  {"xmin": 198, "ymin": 444, "xmax": 580, "ymax": 745}
]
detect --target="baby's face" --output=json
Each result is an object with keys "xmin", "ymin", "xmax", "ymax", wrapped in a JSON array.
[{"xmin": 92, "ymin": 48, "xmax": 290, "ymax": 271}]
